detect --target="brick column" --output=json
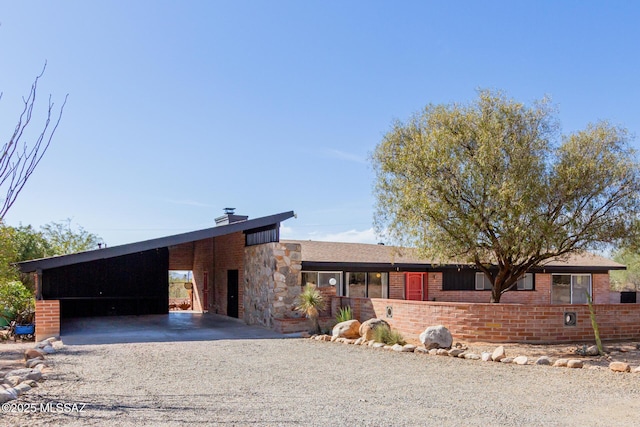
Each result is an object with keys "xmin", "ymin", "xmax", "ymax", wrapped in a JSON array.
[{"xmin": 35, "ymin": 300, "xmax": 60, "ymax": 341}]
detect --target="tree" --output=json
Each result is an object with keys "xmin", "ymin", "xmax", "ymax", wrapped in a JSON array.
[
  {"xmin": 610, "ymin": 247, "xmax": 640, "ymax": 291},
  {"xmin": 0, "ymin": 63, "xmax": 67, "ymax": 220},
  {"xmin": 373, "ymin": 90, "xmax": 640, "ymax": 302},
  {"xmin": 41, "ymin": 219, "xmax": 101, "ymax": 255}
]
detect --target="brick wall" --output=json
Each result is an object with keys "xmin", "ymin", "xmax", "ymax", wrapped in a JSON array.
[
  {"xmin": 35, "ymin": 300, "xmax": 60, "ymax": 341},
  {"xmin": 192, "ymin": 238, "xmax": 214, "ymax": 312},
  {"xmin": 389, "ymin": 272, "xmax": 404, "ymax": 299},
  {"xmin": 331, "ymin": 296, "xmax": 640, "ymax": 343},
  {"xmin": 213, "ymin": 232, "xmax": 245, "ymax": 318}
]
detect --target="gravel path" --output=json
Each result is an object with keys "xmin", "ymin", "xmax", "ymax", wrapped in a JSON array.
[{"xmin": 4, "ymin": 338, "xmax": 640, "ymax": 426}]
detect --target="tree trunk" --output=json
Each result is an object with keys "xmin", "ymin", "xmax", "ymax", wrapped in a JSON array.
[{"xmin": 490, "ymin": 288, "xmax": 501, "ymax": 303}]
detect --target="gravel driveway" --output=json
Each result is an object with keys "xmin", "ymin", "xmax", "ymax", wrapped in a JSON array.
[{"xmin": 4, "ymin": 338, "xmax": 640, "ymax": 426}]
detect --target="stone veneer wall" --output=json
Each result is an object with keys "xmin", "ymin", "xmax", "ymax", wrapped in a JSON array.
[{"xmin": 243, "ymin": 241, "xmax": 302, "ymax": 329}]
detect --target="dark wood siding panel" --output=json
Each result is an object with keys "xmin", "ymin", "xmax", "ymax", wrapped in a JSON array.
[{"xmin": 42, "ymin": 248, "xmax": 169, "ymax": 318}]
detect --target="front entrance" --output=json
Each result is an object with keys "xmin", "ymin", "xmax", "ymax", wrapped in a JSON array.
[
  {"xmin": 406, "ymin": 273, "xmax": 426, "ymax": 301},
  {"xmin": 227, "ymin": 270, "xmax": 239, "ymax": 318}
]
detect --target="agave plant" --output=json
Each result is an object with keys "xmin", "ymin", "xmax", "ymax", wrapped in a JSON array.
[
  {"xmin": 295, "ymin": 284, "xmax": 326, "ymax": 334},
  {"xmin": 335, "ymin": 305, "xmax": 353, "ymax": 323}
]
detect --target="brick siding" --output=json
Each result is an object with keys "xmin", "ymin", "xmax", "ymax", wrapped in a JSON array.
[{"xmin": 35, "ymin": 300, "xmax": 60, "ymax": 341}]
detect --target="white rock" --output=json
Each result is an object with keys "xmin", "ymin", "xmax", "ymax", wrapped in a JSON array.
[
  {"xmin": 513, "ymin": 356, "xmax": 528, "ymax": 365},
  {"xmin": 0, "ymin": 388, "xmax": 17, "ymax": 403},
  {"xmin": 392, "ymin": 344, "xmax": 405, "ymax": 352},
  {"xmin": 535, "ymin": 356, "xmax": 551, "ymax": 365},
  {"xmin": 481, "ymin": 352, "xmax": 492, "ymax": 362},
  {"xmin": 419, "ymin": 325, "xmax": 453, "ymax": 350},
  {"xmin": 567, "ymin": 359, "xmax": 584, "ymax": 369},
  {"xmin": 13, "ymin": 383, "xmax": 31, "ymax": 395},
  {"xmin": 402, "ymin": 344, "xmax": 416, "ymax": 352},
  {"xmin": 492, "ymin": 346, "xmax": 506, "ymax": 362},
  {"xmin": 464, "ymin": 353, "xmax": 481, "ymax": 360},
  {"xmin": 553, "ymin": 358, "xmax": 569, "ymax": 367},
  {"xmin": 372, "ymin": 342, "xmax": 385, "ymax": 348},
  {"xmin": 448, "ymin": 348, "xmax": 465, "ymax": 357}
]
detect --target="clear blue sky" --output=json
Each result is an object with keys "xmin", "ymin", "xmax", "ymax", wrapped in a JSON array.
[{"xmin": 1, "ymin": 1, "xmax": 639, "ymax": 246}]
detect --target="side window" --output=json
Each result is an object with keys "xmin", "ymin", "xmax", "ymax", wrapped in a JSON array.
[
  {"xmin": 475, "ymin": 273, "xmax": 492, "ymax": 290},
  {"xmin": 516, "ymin": 273, "xmax": 534, "ymax": 290}
]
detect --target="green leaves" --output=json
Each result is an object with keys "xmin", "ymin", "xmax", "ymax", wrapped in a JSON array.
[{"xmin": 373, "ymin": 89, "xmax": 640, "ymax": 301}]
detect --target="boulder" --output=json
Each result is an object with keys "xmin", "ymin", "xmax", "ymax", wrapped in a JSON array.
[
  {"xmin": 609, "ymin": 362, "xmax": 631, "ymax": 373},
  {"xmin": 359, "ymin": 318, "xmax": 390, "ymax": 341},
  {"xmin": 332, "ymin": 320, "xmax": 361, "ymax": 339},
  {"xmin": 567, "ymin": 359, "xmax": 584, "ymax": 369},
  {"xmin": 513, "ymin": 356, "xmax": 528, "ymax": 365},
  {"xmin": 535, "ymin": 356, "xmax": 551, "ymax": 366},
  {"xmin": 24, "ymin": 349, "xmax": 45, "ymax": 361},
  {"xmin": 419, "ymin": 325, "xmax": 453, "ymax": 350},
  {"xmin": 491, "ymin": 346, "xmax": 506, "ymax": 362}
]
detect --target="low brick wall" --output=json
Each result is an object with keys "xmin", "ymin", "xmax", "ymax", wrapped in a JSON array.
[
  {"xmin": 35, "ymin": 300, "xmax": 60, "ymax": 341},
  {"xmin": 332, "ymin": 296, "xmax": 640, "ymax": 343},
  {"xmin": 272, "ymin": 316, "xmax": 334, "ymax": 334}
]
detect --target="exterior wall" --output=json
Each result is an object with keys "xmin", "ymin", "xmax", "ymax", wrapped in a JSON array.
[
  {"xmin": 243, "ymin": 242, "xmax": 303, "ymax": 328},
  {"xmin": 389, "ymin": 272, "xmax": 404, "ymax": 299},
  {"xmin": 426, "ymin": 272, "xmax": 610, "ymax": 304},
  {"xmin": 168, "ymin": 243, "xmax": 195, "ymax": 270},
  {"xmin": 192, "ymin": 238, "xmax": 214, "ymax": 312},
  {"xmin": 212, "ymin": 232, "xmax": 246, "ymax": 317},
  {"xmin": 332, "ymin": 296, "xmax": 640, "ymax": 343},
  {"xmin": 35, "ymin": 300, "xmax": 60, "ymax": 341}
]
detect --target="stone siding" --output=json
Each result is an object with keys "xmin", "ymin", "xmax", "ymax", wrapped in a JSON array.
[{"xmin": 243, "ymin": 242, "xmax": 302, "ymax": 328}]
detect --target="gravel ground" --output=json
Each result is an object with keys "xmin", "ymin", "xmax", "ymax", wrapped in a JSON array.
[{"xmin": 3, "ymin": 338, "xmax": 640, "ymax": 426}]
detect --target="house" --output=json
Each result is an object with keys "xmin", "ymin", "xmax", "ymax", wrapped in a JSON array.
[{"xmin": 17, "ymin": 210, "xmax": 640, "ymax": 343}]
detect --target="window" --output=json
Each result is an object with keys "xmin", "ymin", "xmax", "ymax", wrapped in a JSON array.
[
  {"xmin": 301, "ymin": 271, "xmax": 342, "ymax": 291},
  {"xmin": 516, "ymin": 273, "xmax": 534, "ymax": 290},
  {"xmin": 552, "ymin": 274, "xmax": 591, "ymax": 304},
  {"xmin": 346, "ymin": 272, "xmax": 388, "ymax": 298},
  {"xmin": 475, "ymin": 273, "xmax": 492, "ymax": 290}
]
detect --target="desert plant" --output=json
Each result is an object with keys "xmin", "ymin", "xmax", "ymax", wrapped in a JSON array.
[
  {"xmin": 0, "ymin": 281, "xmax": 34, "ymax": 324},
  {"xmin": 295, "ymin": 284, "xmax": 326, "ymax": 334},
  {"xmin": 372, "ymin": 325, "xmax": 406, "ymax": 346},
  {"xmin": 586, "ymin": 291, "xmax": 604, "ymax": 355},
  {"xmin": 335, "ymin": 306, "xmax": 353, "ymax": 323}
]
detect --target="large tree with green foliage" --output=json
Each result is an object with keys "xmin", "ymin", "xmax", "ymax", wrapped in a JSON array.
[
  {"xmin": 373, "ymin": 90, "xmax": 640, "ymax": 302},
  {"xmin": 40, "ymin": 219, "xmax": 101, "ymax": 255}
]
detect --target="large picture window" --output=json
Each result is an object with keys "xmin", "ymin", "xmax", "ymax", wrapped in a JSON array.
[
  {"xmin": 552, "ymin": 274, "xmax": 591, "ymax": 304},
  {"xmin": 346, "ymin": 272, "xmax": 388, "ymax": 298}
]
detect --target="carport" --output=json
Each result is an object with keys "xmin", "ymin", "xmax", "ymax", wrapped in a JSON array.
[{"xmin": 17, "ymin": 211, "xmax": 295, "ymax": 340}]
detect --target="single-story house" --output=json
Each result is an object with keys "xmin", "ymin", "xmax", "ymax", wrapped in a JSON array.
[{"xmin": 17, "ymin": 210, "xmax": 638, "ymax": 342}]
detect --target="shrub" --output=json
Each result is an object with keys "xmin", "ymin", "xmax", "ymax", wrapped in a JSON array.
[
  {"xmin": 335, "ymin": 306, "xmax": 353, "ymax": 323},
  {"xmin": 295, "ymin": 284, "xmax": 326, "ymax": 334},
  {"xmin": 372, "ymin": 325, "xmax": 406, "ymax": 346},
  {"xmin": 0, "ymin": 281, "xmax": 34, "ymax": 324}
]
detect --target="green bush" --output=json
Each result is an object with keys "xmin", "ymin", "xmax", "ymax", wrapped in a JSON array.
[
  {"xmin": 335, "ymin": 306, "xmax": 353, "ymax": 323},
  {"xmin": 372, "ymin": 325, "xmax": 406, "ymax": 346},
  {"xmin": 0, "ymin": 281, "xmax": 34, "ymax": 324}
]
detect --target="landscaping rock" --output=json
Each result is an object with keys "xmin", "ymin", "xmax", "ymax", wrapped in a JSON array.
[
  {"xmin": 22, "ymin": 380, "xmax": 38, "ymax": 388},
  {"xmin": 567, "ymin": 359, "xmax": 584, "ymax": 369},
  {"xmin": 24, "ymin": 349, "xmax": 45, "ymax": 361},
  {"xmin": 609, "ymin": 362, "xmax": 631, "ymax": 373},
  {"xmin": 0, "ymin": 388, "xmax": 17, "ymax": 403},
  {"xmin": 41, "ymin": 345, "xmax": 56, "ymax": 354},
  {"xmin": 403, "ymin": 344, "xmax": 416, "ymax": 352},
  {"xmin": 554, "ymin": 358, "xmax": 569, "ymax": 367},
  {"xmin": 419, "ymin": 325, "xmax": 453, "ymax": 350},
  {"xmin": 535, "ymin": 356, "xmax": 551, "ymax": 366},
  {"xmin": 3, "ymin": 376, "xmax": 20, "ymax": 387},
  {"xmin": 492, "ymin": 346, "xmax": 506, "ymax": 362},
  {"xmin": 343, "ymin": 339, "xmax": 356, "ymax": 345},
  {"xmin": 457, "ymin": 352, "xmax": 467, "ymax": 358},
  {"xmin": 464, "ymin": 353, "xmax": 481, "ymax": 360},
  {"xmin": 436, "ymin": 349, "xmax": 449, "ymax": 356},
  {"xmin": 585, "ymin": 345, "xmax": 600, "ymax": 356},
  {"xmin": 372, "ymin": 342, "xmax": 385, "ymax": 348},
  {"xmin": 383, "ymin": 345, "xmax": 392, "ymax": 350},
  {"xmin": 359, "ymin": 318, "xmax": 390, "ymax": 341},
  {"xmin": 392, "ymin": 344, "xmax": 405, "ymax": 352},
  {"xmin": 481, "ymin": 352, "xmax": 492, "ymax": 362},
  {"xmin": 414, "ymin": 347, "xmax": 429, "ymax": 354},
  {"xmin": 428, "ymin": 349, "xmax": 438, "ymax": 355},
  {"xmin": 26, "ymin": 358, "xmax": 48, "ymax": 369},
  {"xmin": 632, "ymin": 366, "xmax": 640, "ymax": 374},
  {"xmin": 4, "ymin": 368, "xmax": 42, "ymax": 382},
  {"xmin": 332, "ymin": 320, "xmax": 361, "ymax": 339},
  {"xmin": 513, "ymin": 356, "xmax": 528, "ymax": 365},
  {"xmin": 500, "ymin": 357, "xmax": 514, "ymax": 364},
  {"xmin": 13, "ymin": 382, "xmax": 31, "ymax": 395},
  {"xmin": 448, "ymin": 348, "xmax": 465, "ymax": 357},
  {"xmin": 354, "ymin": 337, "xmax": 364, "ymax": 345}
]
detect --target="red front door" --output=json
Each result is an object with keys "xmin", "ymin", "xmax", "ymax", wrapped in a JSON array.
[{"xmin": 406, "ymin": 273, "xmax": 426, "ymax": 301}]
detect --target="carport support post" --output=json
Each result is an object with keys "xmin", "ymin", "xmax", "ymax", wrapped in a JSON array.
[{"xmin": 35, "ymin": 269, "xmax": 43, "ymax": 300}]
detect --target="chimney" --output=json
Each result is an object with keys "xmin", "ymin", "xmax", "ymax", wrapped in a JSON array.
[{"xmin": 215, "ymin": 207, "xmax": 248, "ymax": 226}]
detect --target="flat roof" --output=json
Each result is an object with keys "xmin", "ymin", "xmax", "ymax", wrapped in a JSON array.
[{"xmin": 18, "ymin": 211, "xmax": 295, "ymax": 272}]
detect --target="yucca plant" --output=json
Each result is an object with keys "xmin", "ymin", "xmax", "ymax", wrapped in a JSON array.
[
  {"xmin": 295, "ymin": 284, "xmax": 326, "ymax": 334},
  {"xmin": 373, "ymin": 324, "xmax": 406, "ymax": 346},
  {"xmin": 335, "ymin": 306, "xmax": 353, "ymax": 323}
]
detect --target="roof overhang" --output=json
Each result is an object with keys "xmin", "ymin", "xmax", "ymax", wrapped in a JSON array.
[{"xmin": 18, "ymin": 211, "xmax": 295, "ymax": 273}]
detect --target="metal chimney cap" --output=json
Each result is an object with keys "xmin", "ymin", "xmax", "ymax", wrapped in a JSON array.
[{"xmin": 223, "ymin": 207, "xmax": 236, "ymax": 215}]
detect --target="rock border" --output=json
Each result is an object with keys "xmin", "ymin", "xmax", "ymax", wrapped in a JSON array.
[
  {"xmin": 308, "ymin": 334, "xmax": 640, "ymax": 374},
  {"xmin": 0, "ymin": 338, "xmax": 60, "ymax": 404}
]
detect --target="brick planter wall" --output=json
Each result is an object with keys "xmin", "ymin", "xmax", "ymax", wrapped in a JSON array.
[
  {"xmin": 332, "ymin": 296, "xmax": 640, "ymax": 343},
  {"xmin": 35, "ymin": 300, "xmax": 60, "ymax": 341}
]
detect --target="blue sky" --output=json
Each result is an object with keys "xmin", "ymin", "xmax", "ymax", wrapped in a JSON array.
[{"xmin": 1, "ymin": 1, "xmax": 639, "ymax": 246}]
